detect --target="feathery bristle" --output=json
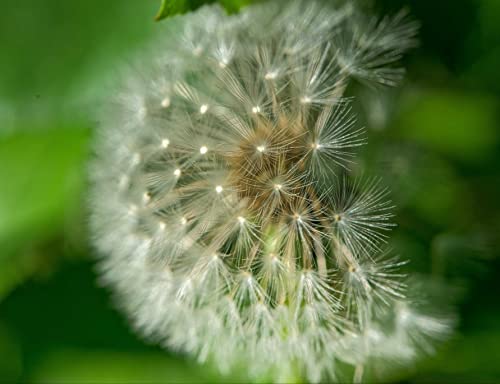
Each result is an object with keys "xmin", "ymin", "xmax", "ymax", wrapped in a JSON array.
[{"xmin": 89, "ymin": 2, "xmax": 451, "ymax": 382}]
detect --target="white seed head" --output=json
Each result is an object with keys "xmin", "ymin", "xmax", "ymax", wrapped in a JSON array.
[{"xmin": 89, "ymin": 2, "xmax": 449, "ymax": 383}]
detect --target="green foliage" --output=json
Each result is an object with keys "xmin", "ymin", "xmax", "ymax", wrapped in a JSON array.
[
  {"xmin": 395, "ymin": 90, "xmax": 498, "ymax": 163},
  {"xmin": 30, "ymin": 349, "xmax": 218, "ymax": 383},
  {"xmin": 0, "ymin": 0, "xmax": 499, "ymax": 382},
  {"xmin": 155, "ymin": 0, "xmax": 254, "ymax": 20},
  {"xmin": 0, "ymin": 128, "xmax": 89, "ymax": 299},
  {"xmin": 155, "ymin": 0, "xmax": 188, "ymax": 20}
]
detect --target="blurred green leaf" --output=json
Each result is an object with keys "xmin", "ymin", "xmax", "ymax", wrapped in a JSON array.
[
  {"xmin": 0, "ymin": 128, "xmax": 89, "ymax": 299},
  {"xmin": 155, "ymin": 0, "xmax": 188, "ymax": 20},
  {"xmin": 155, "ymin": 0, "xmax": 253, "ymax": 21},
  {"xmin": 219, "ymin": 0, "xmax": 254, "ymax": 13},
  {"xmin": 0, "ymin": 322, "xmax": 22, "ymax": 382},
  {"xmin": 395, "ymin": 90, "xmax": 498, "ymax": 163},
  {"xmin": 0, "ymin": 0, "xmax": 155, "ymax": 128},
  {"xmin": 29, "ymin": 349, "xmax": 226, "ymax": 383},
  {"xmin": 411, "ymin": 164, "xmax": 465, "ymax": 228},
  {"xmin": 416, "ymin": 329, "xmax": 500, "ymax": 382}
]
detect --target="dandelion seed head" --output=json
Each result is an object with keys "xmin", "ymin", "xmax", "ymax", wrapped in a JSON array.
[{"xmin": 89, "ymin": 2, "xmax": 450, "ymax": 382}]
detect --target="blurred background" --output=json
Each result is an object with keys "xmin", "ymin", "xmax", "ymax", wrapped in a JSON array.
[{"xmin": 0, "ymin": 0, "xmax": 499, "ymax": 382}]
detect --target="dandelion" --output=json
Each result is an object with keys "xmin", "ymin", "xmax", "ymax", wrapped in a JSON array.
[{"xmin": 90, "ymin": 1, "xmax": 451, "ymax": 382}]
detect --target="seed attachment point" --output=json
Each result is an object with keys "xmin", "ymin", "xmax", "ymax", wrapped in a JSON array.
[
  {"xmin": 161, "ymin": 97, "xmax": 171, "ymax": 108},
  {"xmin": 200, "ymin": 104, "xmax": 209, "ymax": 114}
]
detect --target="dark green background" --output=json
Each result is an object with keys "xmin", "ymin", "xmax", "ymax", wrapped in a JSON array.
[{"xmin": 1, "ymin": 0, "xmax": 499, "ymax": 382}]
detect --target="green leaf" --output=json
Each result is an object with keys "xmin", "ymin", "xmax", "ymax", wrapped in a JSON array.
[
  {"xmin": 395, "ymin": 90, "xmax": 498, "ymax": 163},
  {"xmin": 0, "ymin": 323, "xmax": 22, "ymax": 382},
  {"xmin": 0, "ymin": 1, "xmax": 155, "ymax": 123},
  {"xmin": 155, "ymin": 0, "xmax": 188, "ymax": 21},
  {"xmin": 0, "ymin": 127, "xmax": 89, "ymax": 299},
  {"xmin": 29, "ymin": 349, "xmax": 228, "ymax": 383},
  {"xmin": 219, "ymin": 0, "xmax": 253, "ymax": 13},
  {"xmin": 155, "ymin": 0, "xmax": 253, "ymax": 21},
  {"xmin": 416, "ymin": 329, "xmax": 500, "ymax": 381}
]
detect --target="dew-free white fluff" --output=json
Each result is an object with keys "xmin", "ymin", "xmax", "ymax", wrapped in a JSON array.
[{"xmin": 89, "ymin": 1, "xmax": 451, "ymax": 382}]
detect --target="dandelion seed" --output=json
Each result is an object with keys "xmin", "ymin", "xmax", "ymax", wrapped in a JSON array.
[
  {"xmin": 193, "ymin": 46, "xmax": 203, "ymax": 56},
  {"xmin": 127, "ymin": 204, "xmax": 137, "ymax": 216},
  {"xmin": 118, "ymin": 175, "xmax": 129, "ymax": 189},
  {"xmin": 161, "ymin": 138, "xmax": 170, "ymax": 148},
  {"xmin": 138, "ymin": 107, "xmax": 147, "ymax": 120},
  {"xmin": 312, "ymin": 142, "xmax": 322, "ymax": 150},
  {"xmin": 131, "ymin": 153, "xmax": 141, "ymax": 165},
  {"xmin": 199, "ymin": 145, "xmax": 208, "ymax": 154},
  {"xmin": 264, "ymin": 71, "xmax": 278, "ymax": 80},
  {"xmin": 200, "ymin": 104, "xmax": 209, "ymax": 114},
  {"xmin": 161, "ymin": 97, "xmax": 171, "ymax": 108}
]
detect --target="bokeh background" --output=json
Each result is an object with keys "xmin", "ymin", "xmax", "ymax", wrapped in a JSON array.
[{"xmin": 1, "ymin": 0, "xmax": 499, "ymax": 382}]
